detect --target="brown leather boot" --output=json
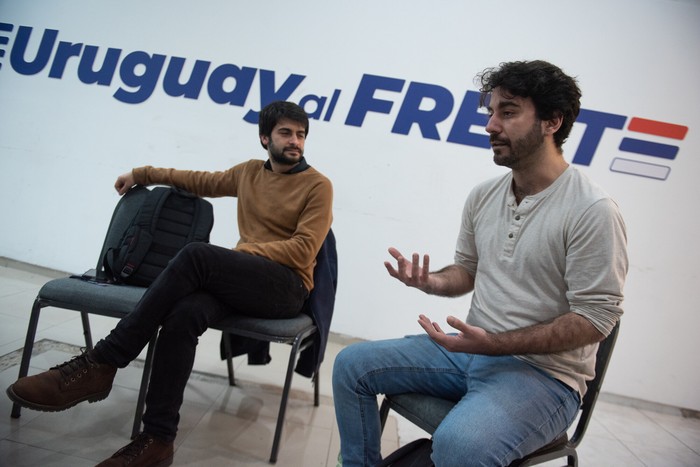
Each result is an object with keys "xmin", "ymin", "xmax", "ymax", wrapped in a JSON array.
[
  {"xmin": 96, "ymin": 433, "xmax": 174, "ymax": 467},
  {"xmin": 6, "ymin": 349, "xmax": 116, "ymax": 411}
]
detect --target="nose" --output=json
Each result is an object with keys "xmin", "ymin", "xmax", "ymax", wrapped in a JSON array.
[{"xmin": 485, "ymin": 115, "xmax": 500, "ymax": 135}]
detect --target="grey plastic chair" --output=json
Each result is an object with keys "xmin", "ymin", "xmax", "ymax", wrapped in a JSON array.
[
  {"xmin": 10, "ymin": 185, "xmax": 155, "ymax": 438},
  {"xmin": 12, "ymin": 187, "xmax": 336, "ymax": 464},
  {"xmin": 379, "ymin": 322, "xmax": 620, "ymax": 467},
  {"xmin": 146, "ymin": 229, "xmax": 337, "ymax": 463},
  {"xmin": 216, "ymin": 314, "xmax": 320, "ymax": 464}
]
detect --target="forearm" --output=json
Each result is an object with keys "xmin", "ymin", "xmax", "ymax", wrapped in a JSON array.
[
  {"xmin": 486, "ymin": 312, "xmax": 606, "ymax": 355},
  {"xmin": 426, "ymin": 264, "xmax": 474, "ymax": 297},
  {"xmin": 133, "ymin": 166, "xmax": 236, "ymax": 197}
]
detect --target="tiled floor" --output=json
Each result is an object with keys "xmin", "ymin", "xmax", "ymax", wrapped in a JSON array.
[{"xmin": 0, "ymin": 260, "xmax": 699, "ymax": 466}]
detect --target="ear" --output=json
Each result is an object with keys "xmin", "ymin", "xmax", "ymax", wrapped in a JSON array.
[
  {"xmin": 260, "ymin": 134, "xmax": 269, "ymax": 148},
  {"xmin": 543, "ymin": 114, "xmax": 563, "ymax": 135}
]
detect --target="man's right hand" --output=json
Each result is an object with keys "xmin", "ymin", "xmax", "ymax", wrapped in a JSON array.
[
  {"xmin": 385, "ymin": 248, "xmax": 475, "ymax": 297},
  {"xmin": 384, "ymin": 247, "xmax": 433, "ymax": 293},
  {"xmin": 114, "ymin": 171, "xmax": 135, "ymax": 195}
]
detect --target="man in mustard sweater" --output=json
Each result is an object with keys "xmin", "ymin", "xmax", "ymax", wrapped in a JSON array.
[{"xmin": 7, "ymin": 101, "xmax": 333, "ymax": 467}]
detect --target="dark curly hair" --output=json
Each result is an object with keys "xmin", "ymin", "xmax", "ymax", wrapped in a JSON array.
[
  {"xmin": 258, "ymin": 101, "xmax": 309, "ymax": 149},
  {"xmin": 476, "ymin": 60, "xmax": 581, "ymax": 148}
]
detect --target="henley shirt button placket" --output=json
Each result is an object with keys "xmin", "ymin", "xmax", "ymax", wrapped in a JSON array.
[
  {"xmin": 503, "ymin": 202, "xmax": 523, "ymax": 255},
  {"xmin": 510, "ymin": 214, "xmax": 522, "ymax": 238}
]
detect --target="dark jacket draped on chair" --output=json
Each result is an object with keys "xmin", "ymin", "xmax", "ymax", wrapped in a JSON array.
[{"xmin": 219, "ymin": 229, "xmax": 338, "ymax": 379}]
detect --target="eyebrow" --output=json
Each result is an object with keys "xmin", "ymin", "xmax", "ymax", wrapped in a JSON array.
[
  {"xmin": 276, "ymin": 126, "xmax": 306, "ymax": 137},
  {"xmin": 487, "ymin": 99, "xmax": 521, "ymax": 113},
  {"xmin": 277, "ymin": 124, "xmax": 304, "ymax": 131}
]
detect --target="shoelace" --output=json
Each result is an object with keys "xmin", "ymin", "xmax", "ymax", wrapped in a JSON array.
[
  {"xmin": 51, "ymin": 349, "xmax": 97, "ymax": 385},
  {"xmin": 113, "ymin": 433, "xmax": 154, "ymax": 462}
]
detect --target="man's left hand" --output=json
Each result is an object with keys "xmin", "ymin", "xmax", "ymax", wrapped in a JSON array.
[{"xmin": 418, "ymin": 314, "xmax": 494, "ymax": 354}]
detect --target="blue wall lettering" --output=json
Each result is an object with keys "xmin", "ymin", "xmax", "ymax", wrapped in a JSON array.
[
  {"xmin": 392, "ymin": 81, "xmax": 454, "ymax": 140},
  {"xmin": 0, "ymin": 21, "xmax": 687, "ymax": 179}
]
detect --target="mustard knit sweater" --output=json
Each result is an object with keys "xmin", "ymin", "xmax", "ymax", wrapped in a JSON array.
[{"xmin": 132, "ymin": 160, "xmax": 333, "ymax": 291}]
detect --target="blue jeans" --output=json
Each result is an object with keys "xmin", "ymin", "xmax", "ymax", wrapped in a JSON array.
[
  {"xmin": 332, "ymin": 334, "xmax": 580, "ymax": 467},
  {"xmin": 94, "ymin": 242, "xmax": 308, "ymax": 442}
]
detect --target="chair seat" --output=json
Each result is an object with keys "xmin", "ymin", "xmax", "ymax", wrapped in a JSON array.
[
  {"xmin": 39, "ymin": 277, "xmax": 147, "ymax": 317},
  {"xmin": 525, "ymin": 434, "xmax": 569, "ymax": 456},
  {"xmin": 213, "ymin": 313, "xmax": 315, "ymax": 341},
  {"xmin": 387, "ymin": 393, "xmax": 457, "ymax": 434}
]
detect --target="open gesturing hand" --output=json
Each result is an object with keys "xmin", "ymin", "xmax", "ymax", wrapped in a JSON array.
[
  {"xmin": 384, "ymin": 247, "xmax": 432, "ymax": 293},
  {"xmin": 418, "ymin": 314, "xmax": 494, "ymax": 354}
]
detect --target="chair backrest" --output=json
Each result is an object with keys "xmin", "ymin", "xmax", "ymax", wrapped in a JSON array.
[
  {"xmin": 569, "ymin": 321, "xmax": 620, "ymax": 447},
  {"xmin": 94, "ymin": 186, "xmax": 151, "ymax": 279}
]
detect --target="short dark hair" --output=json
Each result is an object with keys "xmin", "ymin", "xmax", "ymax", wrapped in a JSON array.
[
  {"xmin": 258, "ymin": 101, "xmax": 309, "ymax": 149},
  {"xmin": 476, "ymin": 60, "xmax": 581, "ymax": 148}
]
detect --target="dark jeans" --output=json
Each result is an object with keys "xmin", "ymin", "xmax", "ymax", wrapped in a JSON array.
[{"xmin": 94, "ymin": 242, "xmax": 308, "ymax": 442}]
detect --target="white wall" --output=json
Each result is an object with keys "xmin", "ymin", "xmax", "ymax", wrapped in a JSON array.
[{"xmin": 1, "ymin": 0, "xmax": 698, "ymax": 411}]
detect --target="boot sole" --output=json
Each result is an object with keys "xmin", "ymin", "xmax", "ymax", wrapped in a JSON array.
[{"xmin": 6, "ymin": 384, "xmax": 111, "ymax": 412}]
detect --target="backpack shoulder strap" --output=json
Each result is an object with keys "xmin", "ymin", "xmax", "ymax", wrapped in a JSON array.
[
  {"xmin": 137, "ymin": 186, "xmax": 171, "ymax": 234},
  {"xmin": 168, "ymin": 186, "xmax": 214, "ymax": 243},
  {"xmin": 189, "ymin": 196, "xmax": 215, "ymax": 243},
  {"xmin": 104, "ymin": 187, "xmax": 171, "ymax": 281}
]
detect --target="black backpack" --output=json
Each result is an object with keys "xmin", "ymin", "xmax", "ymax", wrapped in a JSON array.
[{"xmin": 102, "ymin": 186, "xmax": 214, "ymax": 287}]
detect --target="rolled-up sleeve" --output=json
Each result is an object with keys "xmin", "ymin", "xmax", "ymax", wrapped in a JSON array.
[{"xmin": 566, "ymin": 198, "xmax": 628, "ymax": 335}]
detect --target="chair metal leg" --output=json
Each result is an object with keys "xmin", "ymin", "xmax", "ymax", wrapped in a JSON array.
[
  {"xmin": 223, "ymin": 331, "xmax": 235, "ymax": 386},
  {"xmin": 11, "ymin": 299, "xmax": 43, "ymax": 419},
  {"xmin": 313, "ymin": 368, "xmax": 320, "ymax": 407},
  {"xmin": 80, "ymin": 311, "xmax": 94, "ymax": 349},
  {"xmin": 268, "ymin": 335, "xmax": 305, "ymax": 464},
  {"xmin": 131, "ymin": 333, "xmax": 158, "ymax": 439},
  {"xmin": 378, "ymin": 397, "xmax": 391, "ymax": 434}
]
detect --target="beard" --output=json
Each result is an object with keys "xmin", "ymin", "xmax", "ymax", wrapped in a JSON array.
[
  {"xmin": 491, "ymin": 120, "xmax": 545, "ymax": 169},
  {"xmin": 268, "ymin": 139, "xmax": 304, "ymax": 166}
]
